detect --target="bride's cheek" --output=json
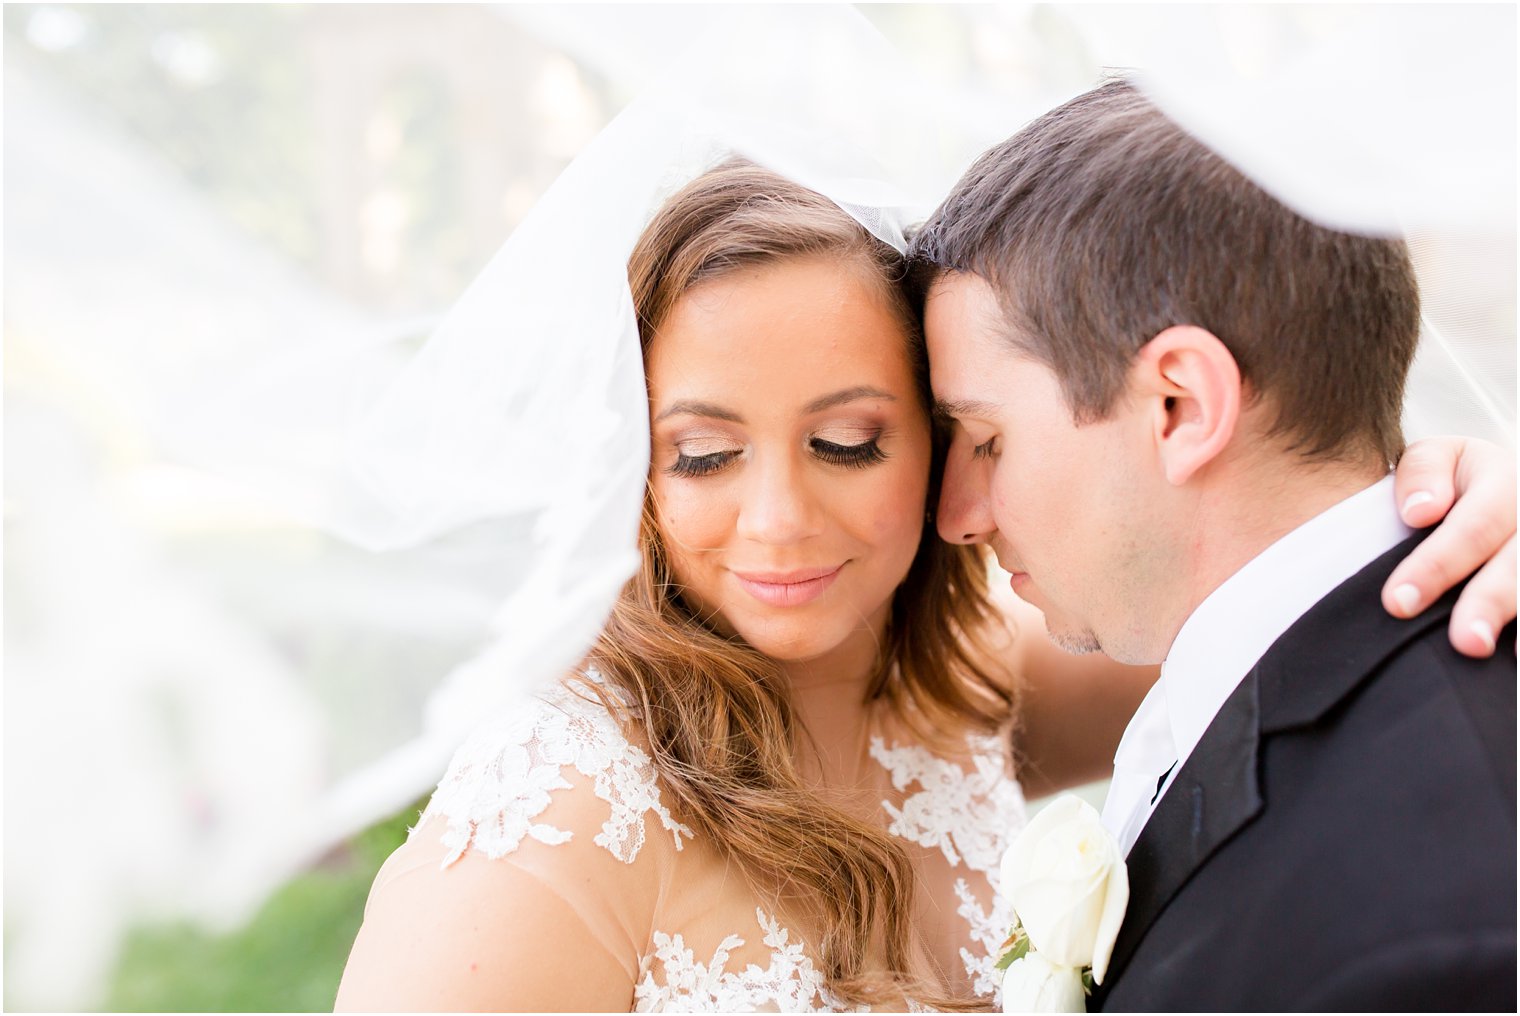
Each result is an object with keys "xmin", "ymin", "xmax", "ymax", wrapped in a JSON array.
[
  {"xmin": 862, "ymin": 465, "xmax": 932, "ymax": 566},
  {"xmin": 654, "ymin": 488, "xmax": 735, "ymax": 573}
]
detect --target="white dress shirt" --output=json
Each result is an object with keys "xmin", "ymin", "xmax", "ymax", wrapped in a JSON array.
[{"xmin": 1100, "ymin": 474, "xmax": 1416, "ymax": 855}]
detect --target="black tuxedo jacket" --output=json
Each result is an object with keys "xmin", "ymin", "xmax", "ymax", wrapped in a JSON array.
[{"xmin": 1092, "ymin": 534, "xmax": 1516, "ymax": 1012}]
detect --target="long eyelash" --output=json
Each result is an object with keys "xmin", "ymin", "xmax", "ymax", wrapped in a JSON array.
[
  {"xmin": 811, "ymin": 437, "xmax": 888, "ymax": 469},
  {"xmin": 667, "ymin": 451, "xmax": 739, "ymax": 478},
  {"xmin": 972, "ymin": 438, "xmax": 997, "ymax": 460}
]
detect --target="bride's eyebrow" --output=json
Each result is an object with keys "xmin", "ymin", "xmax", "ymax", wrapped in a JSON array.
[
  {"xmin": 653, "ymin": 400, "xmax": 743, "ymax": 424},
  {"xmin": 804, "ymin": 386, "xmax": 896, "ymax": 414},
  {"xmin": 655, "ymin": 386, "xmax": 895, "ymax": 423}
]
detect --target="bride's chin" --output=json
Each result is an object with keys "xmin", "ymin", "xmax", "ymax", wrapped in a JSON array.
[
  {"xmin": 756, "ymin": 641, "xmax": 836, "ymax": 665},
  {"xmin": 677, "ymin": 606, "xmax": 827, "ymax": 659},
  {"xmin": 732, "ymin": 629, "xmax": 826, "ymax": 663},
  {"xmin": 741, "ymin": 615, "xmax": 888, "ymax": 667}
]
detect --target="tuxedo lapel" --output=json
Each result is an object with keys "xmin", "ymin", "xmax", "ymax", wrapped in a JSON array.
[
  {"xmin": 1253, "ymin": 533, "xmax": 1454, "ymax": 737},
  {"xmin": 1094, "ymin": 533, "xmax": 1457, "ymax": 1006},
  {"xmin": 1098, "ymin": 669, "xmax": 1264, "ymax": 993}
]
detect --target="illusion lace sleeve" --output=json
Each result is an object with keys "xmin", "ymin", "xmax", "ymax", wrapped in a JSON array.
[{"xmin": 334, "ymin": 675, "xmax": 692, "ymax": 1012}]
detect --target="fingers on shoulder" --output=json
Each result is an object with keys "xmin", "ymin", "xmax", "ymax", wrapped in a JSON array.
[
  {"xmin": 1448, "ymin": 536, "xmax": 1518, "ymax": 658},
  {"xmin": 1393, "ymin": 437, "xmax": 1462, "ymax": 527}
]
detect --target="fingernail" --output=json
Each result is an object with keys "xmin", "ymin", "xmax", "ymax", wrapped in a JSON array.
[
  {"xmin": 1470, "ymin": 620, "xmax": 1497, "ymax": 654},
  {"xmin": 1402, "ymin": 490, "xmax": 1435, "ymax": 518},
  {"xmin": 1391, "ymin": 583, "xmax": 1421, "ymax": 616}
]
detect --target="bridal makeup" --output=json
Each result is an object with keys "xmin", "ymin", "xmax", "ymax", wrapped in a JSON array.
[{"xmin": 645, "ymin": 255, "xmax": 932, "ymax": 667}]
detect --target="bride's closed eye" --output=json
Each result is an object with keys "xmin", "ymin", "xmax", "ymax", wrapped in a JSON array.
[
  {"xmin": 810, "ymin": 436, "xmax": 887, "ymax": 468},
  {"xmin": 669, "ymin": 449, "xmax": 739, "ymax": 477},
  {"xmin": 667, "ymin": 436, "xmax": 742, "ymax": 478},
  {"xmin": 810, "ymin": 423, "xmax": 889, "ymax": 469},
  {"xmin": 664, "ymin": 429, "xmax": 890, "ymax": 478}
]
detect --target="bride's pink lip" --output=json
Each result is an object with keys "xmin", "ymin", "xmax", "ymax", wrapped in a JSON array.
[{"xmin": 732, "ymin": 565, "xmax": 844, "ymax": 606}]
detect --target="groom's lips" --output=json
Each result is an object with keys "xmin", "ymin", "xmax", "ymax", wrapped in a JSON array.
[{"xmin": 996, "ymin": 553, "xmax": 1033, "ymax": 595}]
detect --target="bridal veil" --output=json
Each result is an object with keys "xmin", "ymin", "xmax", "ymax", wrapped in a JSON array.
[{"xmin": 5, "ymin": 5, "xmax": 1513, "ymax": 1008}]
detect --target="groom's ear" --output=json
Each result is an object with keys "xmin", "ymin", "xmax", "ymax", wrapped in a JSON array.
[{"xmin": 1132, "ymin": 325, "xmax": 1242, "ymax": 486}]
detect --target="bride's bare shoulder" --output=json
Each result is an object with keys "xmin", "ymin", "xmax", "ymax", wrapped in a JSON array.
[
  {"xmin": 332, "ymin": 671, "xmax": 687, "ymax": 1011},
  {"xmin": 333, "ymin": 810, "xmax": 645, "ymax": 1010}
]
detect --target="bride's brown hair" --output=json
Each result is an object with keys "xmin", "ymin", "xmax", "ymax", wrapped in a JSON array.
[{"xmin": 585, "ymin": 159, "xmax": 1012, "ymax": 1009}]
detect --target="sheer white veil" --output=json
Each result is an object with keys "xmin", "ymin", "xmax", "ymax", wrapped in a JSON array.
[
  {"xmin": 181, "ymin": 0, "xmax": 1515, "ymax": 864},
  {"xmin": 6, "ymin": 4, "xmax": 1512, "ymax": 1008},
  {"xmin": 1064, "ymin": 4, "xmax": 1516, "ymax": 447},
  {"xmin": 164, "ymin": 5, "xmax": 1013, "ymax": 837}
]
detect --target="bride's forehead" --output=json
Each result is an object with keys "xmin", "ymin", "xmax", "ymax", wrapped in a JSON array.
[
  {"xmin": 647, "ymin": 325, "xmax": 915, "ymax": 416},
  {"xmin": 654, "ymin": 260, "xmax": 909, "ymax": 359}
]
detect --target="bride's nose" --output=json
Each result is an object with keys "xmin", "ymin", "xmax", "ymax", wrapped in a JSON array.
[{"xmin": 735, "ymin": 452, "xmax": 826, "ymax": 545}]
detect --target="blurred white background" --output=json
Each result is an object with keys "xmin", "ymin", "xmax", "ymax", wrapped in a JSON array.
[{"xmin": 5, "ymin": 4, "xmax": 1514, "ymax": 1010}]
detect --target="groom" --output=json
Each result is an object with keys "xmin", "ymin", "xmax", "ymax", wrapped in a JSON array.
[{"xmin": 912, "ymin": 80, "xmax": 1516, "ymax": 1009}]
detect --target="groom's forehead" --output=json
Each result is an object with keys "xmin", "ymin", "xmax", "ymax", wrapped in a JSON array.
[
  {"xmin": 924, "ymin": 271, "xmax": 1017, "ymax": 356},
  {"xmin": 925, "ymin": 287, "xmax": 1018, "ymax": 416},
  {"xmin": 924, "ymin": 274, "xmax": 1062, "ymax": 418}
]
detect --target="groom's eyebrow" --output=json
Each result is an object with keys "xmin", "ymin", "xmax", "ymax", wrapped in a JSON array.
[{"xmin": 933, "ymin": 397, "xmax": 1000, "ymax": 421}]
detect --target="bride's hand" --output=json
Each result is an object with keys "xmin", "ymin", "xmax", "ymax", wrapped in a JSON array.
[{"xmin": 1385, "ymin": 436, "xmax": 1516, "ymax": 657}]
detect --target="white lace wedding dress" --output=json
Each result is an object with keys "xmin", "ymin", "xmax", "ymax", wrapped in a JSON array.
[{"xmin": 360, "ymin": 669, "xmax": 1026, "ymax": 1011}]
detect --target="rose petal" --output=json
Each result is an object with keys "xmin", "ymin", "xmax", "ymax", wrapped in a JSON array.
[
  {"xmin": 1004, "ymin": 795, "xmax": 1123, "ymax": 969},
  {"xmin": 1090, "ymin": 842, "xmax": 1129, "ymax": 985},
  {"xmin": 1001, "ymin": 952, "xmax": 1087, "ymax": 1013},
  {"xmin": 1008, "ymin": 879, "xmax": 1104, "ymax": 967}
]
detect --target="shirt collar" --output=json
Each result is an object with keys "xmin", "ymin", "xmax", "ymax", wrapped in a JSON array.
[{"xmin": 1156, "ymin": 473, "xmax": 1415, "ymax": 768}]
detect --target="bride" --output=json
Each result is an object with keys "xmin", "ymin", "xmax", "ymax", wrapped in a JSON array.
[{"xmin": 332, "ymin": 158, "xmax": 1516, "ymax": 1011}]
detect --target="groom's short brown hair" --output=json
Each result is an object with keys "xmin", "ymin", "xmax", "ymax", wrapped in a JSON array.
[{"xmin": 911, "ymin": 78, "xmax": 1420, "ymax": 467}]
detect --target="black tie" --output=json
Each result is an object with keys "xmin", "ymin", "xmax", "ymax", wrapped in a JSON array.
[{"xmin": 1151, "ymin": 759, "xmax": 1179, "ymax": 805}]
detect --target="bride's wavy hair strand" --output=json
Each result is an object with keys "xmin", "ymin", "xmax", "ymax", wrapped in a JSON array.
[{"xmin": 585, "ymin": 158, "xmax": 1013, "ymax": 1009}]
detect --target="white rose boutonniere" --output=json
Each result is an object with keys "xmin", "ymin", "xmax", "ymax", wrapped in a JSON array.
[{"xmin": 996, "ymin": 795, "xmax": 1129, "ymax": 1013}]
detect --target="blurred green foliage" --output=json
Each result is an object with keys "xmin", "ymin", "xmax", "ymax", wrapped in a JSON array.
[
  {"xmin": 3, "ymin": 4, "xmax": 321, "ymax": 267},
  {"xmin": 105, "ymin": 799, "xmax": 424, "ymax": 1013},
  {"xmin": 3, "ymin": 3, "xmax": 519, "ymax": 310}
]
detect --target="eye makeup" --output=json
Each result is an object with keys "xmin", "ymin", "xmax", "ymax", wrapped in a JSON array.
[
  {"xmin": 810, "ymin": 436, "xmax": 887, "ymax": 469},
  {"xmin": 665, "ymin": 433, "xmax": 891, "ymax": 479},
  {"xmin": 668, "ymin": 449, "xmax": 740, "ymax": 477}
]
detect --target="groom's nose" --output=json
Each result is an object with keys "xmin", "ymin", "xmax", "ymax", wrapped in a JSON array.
[{"xmin": 936, "ymin": 447, "xmax": 996, "ymax": 546}]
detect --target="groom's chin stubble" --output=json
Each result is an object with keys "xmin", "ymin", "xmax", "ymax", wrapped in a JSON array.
[{"xmin": 1046, "ymin": 626, "xmax": 1103, "ymax": 656}]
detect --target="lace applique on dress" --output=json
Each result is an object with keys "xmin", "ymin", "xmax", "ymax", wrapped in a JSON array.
[
  {"xmin": 416, "ymin": 676, "xmax": 1026, "ymax": 1010},
  {"xmin": 422, "ymin": 670, "xmax": 692, "ymax": 866},
  {"xmin": 633, "ymin": 908, "xmax": 863, "ymax": 1013},
  {"xmin": 869, "ymin": 732, "xmax": 1025, "ymax": 1000},
  {"xmin": 869, "ymin": 733, "xmax": 1022, "ymax": 872},
  {"xmin": 953, "ymin": 875, "xmax": 1008, "ymax": 999}
]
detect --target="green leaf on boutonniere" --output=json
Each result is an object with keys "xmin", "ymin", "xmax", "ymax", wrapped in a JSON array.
[
  {"xmin": 992, "ymin": 926, "xmax": 1031, "ymax": 972},
  {"xmin": 1082, "ymin": 968, "xmax": 1095, "ymax": 995}
]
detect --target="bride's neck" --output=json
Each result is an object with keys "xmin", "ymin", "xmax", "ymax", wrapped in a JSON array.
[
  {"xmin": 782, "ymin": 632, "xmax": 884, "ymax": 793},
  {"xmin": 775, "ymin": 617, "xmax": 886, "ymax": 693}
]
